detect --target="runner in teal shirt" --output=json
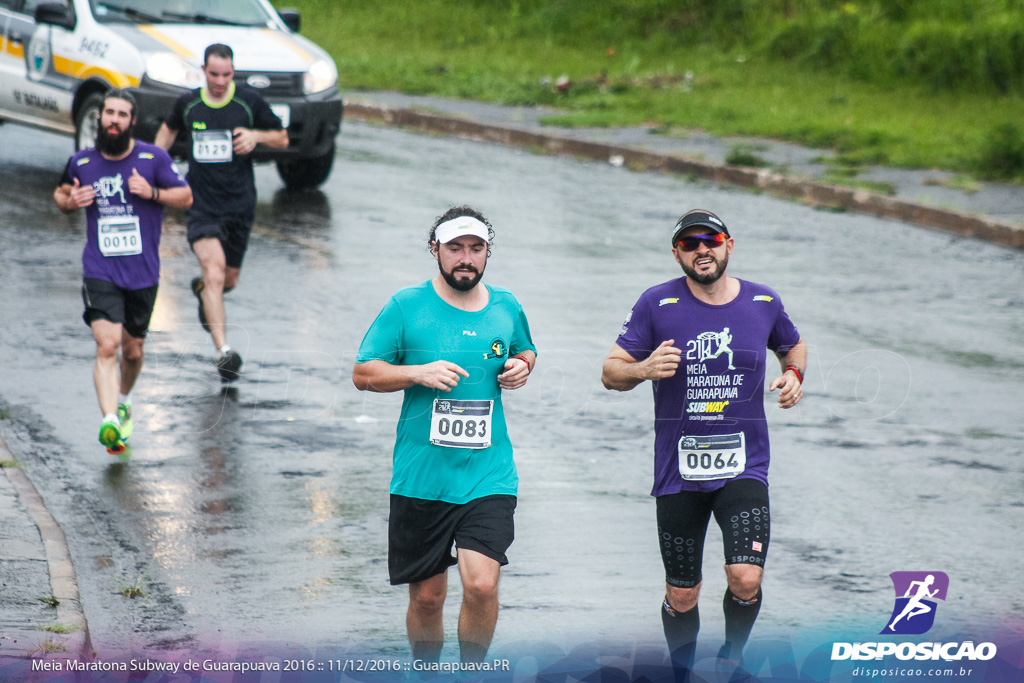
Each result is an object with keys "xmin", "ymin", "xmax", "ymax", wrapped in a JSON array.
[
  {"xmin": 357, "ymin": 279, "xmax": 534, "ymax": 503},
  {"xmin": 353, "ymin": 207, "xmax": 536, "ymax": 664}
]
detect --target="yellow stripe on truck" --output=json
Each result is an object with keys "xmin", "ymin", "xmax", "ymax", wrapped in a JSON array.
[
  {"xmin": 264, "ymin": 28, "xmax": 311, "ymax": 62},
  {"xmin": 137, "ymin": 25, "xmax": 195, "ymax": 58},
  {"xmin": 53, "ymin": 55, "xmax": 140, "ymax": 88},
  {"xmin": 3, "ymin": 39, "xmax": 25, "ymax": 58}
]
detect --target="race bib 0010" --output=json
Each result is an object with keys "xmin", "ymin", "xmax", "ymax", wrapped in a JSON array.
[
  {"xmin": 193, "ymin": 129, "xmax": 233, "ymax": 163},
  {"xmin": 678, "ymin": 432, "xmax": 746, "ymax": 480},
  {"xmin": 430, "ymin": 399, "xmax": 493, "ymax": 449},
  {"xmin": 98, "ymin": 215, "xmax": 142, "ymax": 257}
]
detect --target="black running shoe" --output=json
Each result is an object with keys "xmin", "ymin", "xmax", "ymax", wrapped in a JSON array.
[
  {"xmin": 191, "ymin": 276, "xmax": 210, "ymax": 332},
  {"xmin": 217, "ymin": 349, "xmax": 243, "ymax": 382}
]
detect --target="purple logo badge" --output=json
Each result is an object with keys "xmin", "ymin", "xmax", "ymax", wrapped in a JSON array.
[{"xmin": 881, "ymin": 571, "xmax": 949, "ymax": 635}]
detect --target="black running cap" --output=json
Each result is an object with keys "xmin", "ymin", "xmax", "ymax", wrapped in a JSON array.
[{"xmin": 671, "ymin": 211, "xmax": 730, "ymax": 244}]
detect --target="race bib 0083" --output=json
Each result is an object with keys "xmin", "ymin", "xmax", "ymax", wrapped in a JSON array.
[{"xmin": 429, "ymin": 399, "xmax": 493, "ymax": 449}]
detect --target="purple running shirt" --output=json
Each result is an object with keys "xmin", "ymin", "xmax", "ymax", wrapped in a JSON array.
[
  {"xmin": 62, "ymin": 141, "xmax": 187, "ymax": 290},
  {"xmin": 615, "ymin": 277, "xmax": 801, "ymax": 496}
]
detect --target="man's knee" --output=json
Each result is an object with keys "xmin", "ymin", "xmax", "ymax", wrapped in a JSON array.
[
  {"xmin": 666, "ymin": 583, "xmax": 700, "ymax": 613},
  {"xmin": 95, "ymin": 336, "xmax": 120, "ymax": 360},
  {"xmin": 462, "ymin": 570, "xmax": 499, "ymax": 604},
  {"xmin": 409, "ymin": 580, "xmax": 447, "ymax": 616},
  {"xmin": 725, "ymin": 564, "xmax": 762, "ymax": 599}
]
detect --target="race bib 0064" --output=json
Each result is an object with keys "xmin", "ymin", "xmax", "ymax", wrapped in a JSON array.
[{"xmin": 678, "ymin": 432, "xmax": 746, "ymax": 480}]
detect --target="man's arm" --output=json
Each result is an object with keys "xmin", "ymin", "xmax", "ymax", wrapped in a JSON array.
[
  {"xmin": 497, "ymin": 349, "xmax": 536, "ymax": 390},
  {"xmin": 768, "ymin": 338, "xmax": 807, "ymax": 408},
  {"xmin": 155, "ymin": 185, "xmax": 193, "ymax": 209},
  {"xmin": 352, "ymin": 359, "xmax": 469, "ymax": 393},
  {"xmin": 232, "ymin": 127, "xmax": 288, "ymax": 155},
  {"xmin": 54, "ymin": 178, "xmax": 94, "ymax": 214},
  {"xmin": 126, "ymin": 168, "xmax": 193, "ymax": 209},
  {"xmin": 154, "ymin": 123, "xmax": 178, "ymax": 152},
  {"xmin": 601, "ymin": 340, "xmax": 681, "ymax": 392}
]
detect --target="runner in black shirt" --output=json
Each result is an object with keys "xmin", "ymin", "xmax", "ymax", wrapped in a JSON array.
[{"xmin": 155, "ymin": 43, "xmax": 287, "ymax": 382}]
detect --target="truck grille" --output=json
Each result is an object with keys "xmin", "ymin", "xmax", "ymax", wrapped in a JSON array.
[{"xmin": 234, "ymin": 72, "xmax": 303, "ymax": 97}]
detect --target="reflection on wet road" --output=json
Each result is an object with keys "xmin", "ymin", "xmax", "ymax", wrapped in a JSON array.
[{"xmin": 0, "ymin": 121, "xmax": 1021, "ymax": 660}]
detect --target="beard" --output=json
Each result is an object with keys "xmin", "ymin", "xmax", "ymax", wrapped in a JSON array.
[
  {"xmin": 96, "ymin": 122, "xmax": 133, "ymax": 157},
  {"xmin": 438, "ymin": 261, "xmax": 484, "ymax": 292},
  {"xmin": 681, "ymin": 251, "xmax": 728, "ymax": 285}
]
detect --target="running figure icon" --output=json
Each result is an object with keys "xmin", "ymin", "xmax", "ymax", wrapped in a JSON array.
[
  {"xmin": 888, "ymin": 574, "xmax": 939, "ymax": 631},
  {"xmin": 702, "ymin": 327, "xmax": 736, "ymax": 369}
]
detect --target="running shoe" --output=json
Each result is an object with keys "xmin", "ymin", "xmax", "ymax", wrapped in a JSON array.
[
  {"xmin": 98, "ymin": 418, "xmax": 124, "ymax": 453},
  {"xmin": 217, "ymin": 349, "xmax": 243, "ymax": 382},
  {"xmin": 117, "ymin": 403, "xmax": 133, "ymax": 441},
  {"xmin": 191, "ymin": 276, "xmax": 210, "ymax": 332}
]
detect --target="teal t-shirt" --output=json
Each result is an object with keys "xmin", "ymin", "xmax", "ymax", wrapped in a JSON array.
[{"xmin": 356, "ymin": 280, "xmax": 537, "ymax": 504}]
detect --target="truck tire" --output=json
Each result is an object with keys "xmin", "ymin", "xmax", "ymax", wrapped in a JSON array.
[
  {"xmin": 74, "ymin": 93, "xmax": 104, "ymax": 151},
  {"xmin": 276, "ymin": 143, "xmax": 335, "ymax": 190}
]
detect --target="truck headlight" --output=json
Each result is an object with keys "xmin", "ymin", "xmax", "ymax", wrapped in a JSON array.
[
  {"xmin": 304, "ymin": 58, "xmax": 337, "ymax": 94},
  {"xmin": 145, "ymin": 53, "xmax": 204, "ymax": 89}
]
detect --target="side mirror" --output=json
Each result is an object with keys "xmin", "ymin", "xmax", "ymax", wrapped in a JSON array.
[
  {"xmin": 35, "ymin": 3, "xmax": 76, "ymax": 31},
  {"xmin": 277, "ymin": 8, "xmax": 300, "ymax": 32}
]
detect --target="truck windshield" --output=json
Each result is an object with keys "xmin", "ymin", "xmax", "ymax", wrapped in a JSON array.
[{"xmin": 91, "ymin": 0, "xmax": 274, "ymax": 26}]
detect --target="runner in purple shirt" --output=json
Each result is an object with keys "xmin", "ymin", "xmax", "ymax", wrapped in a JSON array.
[
  {"xmin": 602, "ymin": 209, "xmax": 807, "ymax": 673},
  {"xmin": 54, "ymin": 91, "xmax": 192, "ymax": 454}
]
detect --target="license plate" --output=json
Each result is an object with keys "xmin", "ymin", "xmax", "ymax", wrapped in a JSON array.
[{"xmin": 270, "ymin": 103, "xmax": 291, "ymax": 129}]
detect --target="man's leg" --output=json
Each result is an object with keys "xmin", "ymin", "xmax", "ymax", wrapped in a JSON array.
[
  {"xmin": 193, "ymin": 237, "xmax": 230, "ymax": 349},
  {"xmin": 664, "ymin": 583, "xmax": 701, "ymax": 672},
  {"xmin": 407, "ymin": 572, "xmax": 447, "ymax": 662},
  {"xmin": 713, "ymin": 479, "xmax": 770, "ymax": 661},
  {"xmin": 91, "ymin": 319, "xmax": 123, "ymax": 416},
  {"xmin": 456, "ymin": 548, "xmax": 501, "ymax": 663},
  {"xmin": 119, "ymin": 331, "xmax": 145, "ymax": 396},
  {"xmin": 721, "ymin": 564, "xmax": 763, "ymax": 661},
  {"xmin": 657, "ymin": 491, "xmax": 713, "ymax": 674}
]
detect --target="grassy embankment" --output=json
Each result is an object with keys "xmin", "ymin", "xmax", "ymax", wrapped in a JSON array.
[{"xmin": 289, "ymin": 0, "xmax": 1024, "ymax": 186}]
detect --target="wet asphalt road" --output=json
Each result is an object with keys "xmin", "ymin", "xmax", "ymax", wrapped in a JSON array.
[{"xmin": 0, "ymin": 119, "xmax": 1022, "ymax": 663}]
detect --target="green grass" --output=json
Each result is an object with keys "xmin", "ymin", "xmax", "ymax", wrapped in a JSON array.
[
  {"xmin": 118, "ymin": 576, "xmax": 146, "ymax": 599},
  {"xmin": 284, "ymin": 0, "xmax": 1024, "ymax": 180},
  {"xmin": 40, "ymin": 623, "xmax": 76, "ymax": 634},
  {"xmin": 38, "ymin": 596, "xmax": 60, "ymax": 608}
]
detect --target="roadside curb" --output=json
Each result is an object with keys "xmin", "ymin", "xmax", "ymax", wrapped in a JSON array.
[
  {"xmin": 344, "ymin": 101, "xmax": 1024, "ymax": 249},
  {"xmin": 1, "ymin": 437, "xmax": 91, "ymax": 660}
]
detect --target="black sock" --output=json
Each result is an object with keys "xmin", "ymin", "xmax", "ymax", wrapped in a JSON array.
[
  {"xmin": 662, "ymin": 597, "xmax": 699, "ymax": 672},
  {"xmin": 721, "ymin": 588, "xmax": 762, "ymax": 660}
]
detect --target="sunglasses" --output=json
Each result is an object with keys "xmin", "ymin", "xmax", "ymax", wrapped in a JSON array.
[{"xmin": 675, "ymin": 233, "xmax": 727, "ymax": 251}]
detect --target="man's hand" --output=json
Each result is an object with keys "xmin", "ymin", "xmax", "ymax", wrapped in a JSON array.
[
  {"xmin": 68, "ymin": 178, "xmax": 96, "ymax": 208},
  {"xmin": 414, "ymin": 361, "xmax": 469, "ymax": 392},
  {"xmin": 232, "ymin": 128, "xmax": 259, "ymax": 155},
  {"xmin": 641, "ymin": 339, "xmax": 682, "ymax": 381},
  {"xmin": 769, "ymin": 370, "xmax": 803, "ymax": 408},
  {"xmin": 127, "ymin": 168, "xmax": 153, "ymax": 199},
  {"xmin": 498, "ymin": 356, "xmax": 530, "ymax": 390}
]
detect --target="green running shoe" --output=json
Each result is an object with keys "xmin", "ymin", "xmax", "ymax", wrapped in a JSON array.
[
  {"xmin": 117, "ymin": 403, "xmax": 133, "ymax": 441},
  {"xmin": 98, "ymin": 418, "xmax": 123, "ymax": 451}
]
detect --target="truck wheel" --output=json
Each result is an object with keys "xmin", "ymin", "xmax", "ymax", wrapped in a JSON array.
[
  {"xmin": 276, "ymin": 143, "xmax": 335, "ymax": 190},
  {"xmin": 75, "ymin": 93, "xmax": 104, "ymax": 151}
]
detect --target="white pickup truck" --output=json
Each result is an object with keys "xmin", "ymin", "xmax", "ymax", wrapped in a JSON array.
[{"xmin": 0, "ymin": 0, "xmax": 343, "ymax": 188}]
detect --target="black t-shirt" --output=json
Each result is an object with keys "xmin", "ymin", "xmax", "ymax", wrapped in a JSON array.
[{"xmin": 167, "ymin": 83, "xmax": 282, "ymax": 215}]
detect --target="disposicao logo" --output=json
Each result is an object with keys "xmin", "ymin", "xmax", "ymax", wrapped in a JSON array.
[
  {"xmin": 831, "ymin": 571, "xmax": 997, "ymax": 663},
  {"xmin": 882, "ymin": 571, "xmax": 948, "ymax": 635}
]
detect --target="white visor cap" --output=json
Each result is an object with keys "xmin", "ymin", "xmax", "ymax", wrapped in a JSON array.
[{"xmin": 434, "ymin": 216, "xmax": 490, "ymax": 244}]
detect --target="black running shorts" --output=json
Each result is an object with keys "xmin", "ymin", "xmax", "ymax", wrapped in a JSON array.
[
  {"xmin": 656, "ymin": 478, "xmax": 770, "ymax": 589},
  {"xmin": 81, "ymin": 278, "xmax": 158, "ymax": 339},
  {"xmin": 388, "ymin": 494, "xmax": 516, "ymax": 586},
  {"xmin": 187, "ymin": 209, "xmax": 255, "ymax": 269}
]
